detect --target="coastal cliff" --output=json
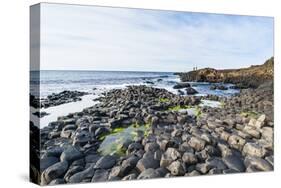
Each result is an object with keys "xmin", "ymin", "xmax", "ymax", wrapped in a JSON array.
[{"xmin": 177, "ymin": 57, "xmax": 274, "ymax": 88}]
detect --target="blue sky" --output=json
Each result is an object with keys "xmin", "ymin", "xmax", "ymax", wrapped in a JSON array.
[{"xmin": 40, "ymin": 3, "xmax": 274, "ymax": 72}]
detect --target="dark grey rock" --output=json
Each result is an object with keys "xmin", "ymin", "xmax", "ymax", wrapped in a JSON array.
[
  {"xmin": 42, "ymin": 147, "xmax": 64, "ymax": 158},
  {"xmin": 144, "ymin": 142, "xmax": 160, "ymax": 153},
  {"xmin": 173, "ymin": 82, "xmax": 191, "ymax": 89},
  {"xmin": 244, "ymin": 156, "xmax": 273, "ymax": 171},
  {"xmin": 206, "ymin": 157, "xmax": 227, "ymax": 170},
  {"xmin": 120, "ymin": 155, "xmax": 140, "ymax": 176},
  {"xmin": 127, "ymin": 142, "xmax": 144, "ymax": 153},
  {"xmin": 85, "ymin": 154, "xmax": 101, "ymax": 164},
  {"xmin": 136, "ymin": 153, "xmax": 159, "ymax": 172},
  {"xmin": 60, "ymin": 146, "xmax": 83, "ymax": 163},
  {"xmin": 64, "ymin": 166, "xmax": 84, "ymax": 182},
  {"xmin": 40, "ymin": 156, "xmax": 60, "ymax": 172},
  {"xmin": 222, "ymin": 155, "xmax": 246, "ymax": 172},
  {"xmin": 42, "ymin": 161, "xmax": 69, "ymax": 185},
  {"xmin": 91, "ymin": 169, "xmax": 109, "ymax": 182},
  {"xmin": 94, "ymin": 155, "xmax": 117, "ymax": 169},
  {"xmin": 185, "ymin": 87, "xmax": 198, "ymax": 95},
  {"xmin": 68, "ymin": 164, "xmax": 95, "ymax": 183}
]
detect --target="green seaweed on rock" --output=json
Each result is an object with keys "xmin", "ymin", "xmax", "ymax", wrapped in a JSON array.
[
  {"xmin": 159, "ymin": 98, "xmax": 170, "ymax": 103},
  {"xmin": 168, "ymin": 105, "xmax": 192, "ymax": 111},
  {"xmin": 194, "ymin": 106, "xmax": 202, "ymax": 118},
  {"xmin": 240, "ymin": 111, "xmax": 260, "ymax": 119}
]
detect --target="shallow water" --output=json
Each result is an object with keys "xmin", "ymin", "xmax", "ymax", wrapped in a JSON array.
[
  {"xmin": 199, "ymin": 99, "xmax": 222, "ymax": 108},
  {"xmin": 39, "ymin": 95, "xmax": 98, "ymax": 128},
  {"xmin": 98, "ymin": 125, "xmax": 148, "ymax": 156}
]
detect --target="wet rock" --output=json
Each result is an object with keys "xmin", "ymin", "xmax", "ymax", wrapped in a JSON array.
[
  {"xmin": 85, "ymin": 154, "xmax": 101, "ymax": 164},
  {"xmin": 60, "ymin": 146, "xmax": 83, "ymax": 163},
  {"xmin": 185, "ymin": 87, "xmax": 198, "ymax": 95},
  {"xmin": 120, "ymin": 155, "xmax": 140, "ymax": 176},
  {"xmin": 95, "ymin": 127, "xmax": 110, "ymax": 137},
  {"xmin": 64, "ymin": 166, "xmax": 84, "ymax": 182},
  {"xmin": 222, "ymin": 155, "xmax": 245, "ymax": 172},
  {"xmin": 41, "ymin": 161, "xmax": 69, "ymax": 185},
  {"xmin": 136, "ymin": 153, "xmax": 159, "ymax": 172},
  {"xmin": 95, "ymin": 155, "xmax": 117, "ymax": 169},
  {"xmin": 206, "ymin": 157, "xmax": 227, "ymax": 170},
  {"xmin": 145, "ymin": 142, "xmax": 160, "ymax": 153},
  {"xmin": 155, "ymin": 167, "xmax": 169, "ymax": 177},
  {"xmin": 127, "ymin": 142, "xmax": 144, "ymax": 153},
  {"xmin": 173, "ymin": 83, "xmax": 191, "ymax": 89},
  {"xmin": 42, "ymin": 147, "xmax": 64, "ymax": 158},
  {"xmin": 40, "ymin": 156, "xmax": 60, "ymax": 172},
  {"xmin": 73, "ymin": 130, "xmax": 91, "ymax": 146},
  {"xmin": 68, "ymin": 165, "xmax": 95, "ymax": 183},
  {"xmin": 178, "ymin": 90, "xmax": 185, "ymax": 95},
  {"xmin": 91, "ymin": 169, "xmax": 109, "ymax": 182}
]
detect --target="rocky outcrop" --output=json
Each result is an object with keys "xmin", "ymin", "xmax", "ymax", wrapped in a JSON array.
[
  {"xmin": 41, "ymin": 90, "xmax": 89, "ymax": 108},
  {"xmin": 177, "ymin": 57, "xmax": 274, "ymax": 88}
]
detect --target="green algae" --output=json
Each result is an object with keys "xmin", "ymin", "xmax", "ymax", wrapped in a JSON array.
[
  {"xmin": 98, "ymin": 123, "xmax": 151, "ymax": 156},
  {"xmin": 159, "ymin": 98, "xmax": 170, "ymax": 103},
  {"xmin": 240, "ymin": 111, "xmax": 260, "ymax": 119}
]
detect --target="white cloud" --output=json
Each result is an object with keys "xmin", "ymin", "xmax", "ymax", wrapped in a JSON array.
[{"xmin": 40, "ymin": 3, "xmax": 274, "ymax": 72}]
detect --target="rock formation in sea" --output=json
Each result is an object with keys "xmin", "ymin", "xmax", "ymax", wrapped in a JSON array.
[{"xmin": 176, "ymin": 57, "xmax": 273, "ymax": 88}]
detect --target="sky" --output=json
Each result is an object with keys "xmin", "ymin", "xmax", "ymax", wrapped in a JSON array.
[{"xmin": 38, "ymin": 3, "xmax": 274, "ymax": 72}]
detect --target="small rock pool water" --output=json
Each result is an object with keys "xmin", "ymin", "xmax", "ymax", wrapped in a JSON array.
[{"xmin": 98, "ymin": 125, "xmax": 149, "ymax": 156}]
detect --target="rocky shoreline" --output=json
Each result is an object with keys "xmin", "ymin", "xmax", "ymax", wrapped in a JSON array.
[
  {"xmin": 31, "ymin": 79, "xmax": 274, "ymax": 185},
  {"xmin": 176, "ymin": 57, "xmax": 274, "ymax": 88},
  {"xmin": 41, "ymin": 90, "xmax": 89, "ymax": 108}
]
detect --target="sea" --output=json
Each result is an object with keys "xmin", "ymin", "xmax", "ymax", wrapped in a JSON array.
[{"xmin": 30, "ymin": 70, "xmax": 239, "ymax": 127}]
